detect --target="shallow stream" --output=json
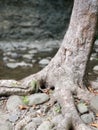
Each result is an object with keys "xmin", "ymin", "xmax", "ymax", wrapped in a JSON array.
[{"xmin": 0, "ymin": 40, "xmax": 98, "ymax": 83}]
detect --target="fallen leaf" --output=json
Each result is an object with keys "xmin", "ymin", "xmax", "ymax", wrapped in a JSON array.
[
  {"xmin": 93, "ymin": 91, "xmax": 98, "ymax": 95},
  {"xmin": 90, "ymin": 123, "xmax": 98, "ymax": 128},
  {"xmin": 19, "ymin": 105, "xmax": 28, "ymax": 110},
  {"xmin": 88, "ymin": 86, "xmax": 94, "ymax": 93}
]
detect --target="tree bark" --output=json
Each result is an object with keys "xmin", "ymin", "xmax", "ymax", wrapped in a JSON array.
[{"xmin": 0, "ymin": 0, "xmax": 98, "ymax": 130}]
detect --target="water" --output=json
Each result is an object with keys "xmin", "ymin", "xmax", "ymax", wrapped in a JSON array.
[{"xmin": 0, "ymin": 40, "xmax": 97, "ymax": 82}]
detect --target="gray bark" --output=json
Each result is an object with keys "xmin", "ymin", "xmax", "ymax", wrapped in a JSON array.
[{"xmin": 0, "ymin": 0, "xmax": 97, "ymax": 130}]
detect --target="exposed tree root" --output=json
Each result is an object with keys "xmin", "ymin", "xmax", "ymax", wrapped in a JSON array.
[
  {"xmin": 0, "ymin": 64, "xmax": 96, "ymax": 130},
  {"xmin": 55, "ymin": 87, "xmax": 93, "ymax": 130}
]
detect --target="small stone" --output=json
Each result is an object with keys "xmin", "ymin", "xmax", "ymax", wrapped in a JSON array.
[
  {"xmin": 6, "ymin": 61, "xmax": 32, "ymax": 69},
  {"xmin": 8, "ymin": 114, "xmax": 19, "ymax": 123},
  {"xmin": 6, "ymin": 95, "xmax": 23, "ymax": 112},
  {"xmin": 37, "ymin": 121, "xmax": 54, "ymax": 130},
  {"xmin": 23, "ymin": 122, "xmax": 37, "ymax": 130},
  {"xmin": 77, "ymin": 103, "xmax": 88, "ymax": 114},
  {"xmin": 95, "ymin": 40, "xmax": 98, "ymax": 46},
  {"xmin": 10, "ymin": 53, "xmax": 18, "ymax": 59},
  {"xmin": 39, "ymin": 59, "xmax": 50, "ymax": 65},
  {"xmin": 90, "ymin": 96, "xmax": 98, "ymax": 112},
  {"xmin": 32, "ymin": 117, "xmax": 43, "ymax": 125},
  {"xmin": 93, "ymin": 66, "xmax": 98, "ymax": 72},
  {"xmin": 28, "ymin": 50, "xmax": 38, "ymax": 54},
  {"xmin": 95, "ymin": 48, "xmax": 98, "ymax": 53},
  {"xmin": 23, "ymin": 54, "xmax": 33, "ymax": 60},
  {"xmin": 0, "ymin": 121, "xmax": 12, "ymax": 130},
  {"xmin": 81, "ymin": 113, "xmax": 95, "ymax": 124},
  {"xmin": 28, "ymin": 93, "xmax": 49, "ymax": 106}
]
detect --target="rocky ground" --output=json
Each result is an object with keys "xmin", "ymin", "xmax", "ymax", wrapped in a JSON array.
[
  {"xmin": 0, "ymin": 80, "xmax": 98, "ymax": 130},
  {"xmin": 0, "ymin": 40, "xmax": 97, "ymax": 130}
]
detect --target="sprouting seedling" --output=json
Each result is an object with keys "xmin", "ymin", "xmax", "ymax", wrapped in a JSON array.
[
  {"xmin": 22, "ymin": 96, "xmax": 29, "ymax": 105},
  {"xmin": 30, "ymin": 80, "xmax": 39, "ymax": 93},
  {"xmin": 54, "ymin": 104, "xmax": 61, "ymax": 113}
]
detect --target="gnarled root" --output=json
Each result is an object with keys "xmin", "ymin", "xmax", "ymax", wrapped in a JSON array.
[{"xmin": 55, "ymin": 86, "xmax": 94, "ymax": 130}]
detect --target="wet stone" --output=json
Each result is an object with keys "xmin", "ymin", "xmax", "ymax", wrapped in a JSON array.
[
  {"xmin": 77, "ymin": 103, "xmax": 88, "ymax": 114},
  {"xmin": 6, "ymin": 61, "xmax": 32, "ymax": 69},
  {"xmin": 95, "ymin": 40, "xmax": 98, "ymax": 46},
  {"xmin": 93, "ymin": 66, "xmax": 98, "ymax": 72},
  {"xmin": 39, "ymin": 59, "xmax": 50, "ymax": 65}
]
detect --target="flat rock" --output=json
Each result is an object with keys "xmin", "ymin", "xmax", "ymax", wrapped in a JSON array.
[
  {"xmin": 37, "ymin": 121, "xmax": 54, "ymax": 130},
  {"xmin": 6, "ymin": 95, "xmax": 23, "ymax": 112},
  {"xmin": 28, "ymin": 93, "xmax": 49, "ymax": 106},
  {"xmin": 77, "ymin": 103, "xmax": 88, "ymax": 114},
  {"xmin": 81, "ymin": 113, "xmax": 95, "ymax": 124},
  {"xmin": 90, "ymin": 96, "xmax": 98, "ymax": 112}
]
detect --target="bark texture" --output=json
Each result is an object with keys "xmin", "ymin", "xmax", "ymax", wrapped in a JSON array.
[{"xmin": 0, "ymin": 0, "xmax": 98, "ymax": 130}]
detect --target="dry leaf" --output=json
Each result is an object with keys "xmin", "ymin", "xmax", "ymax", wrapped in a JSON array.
[
  {"xmin": 19, "ymin": 105, "xmax": 28, "ymax": 110},
  {"xmin": 90, "ymin": 123, "xmax": 98, "ymax": 128},
  {"xmin": 88, "ymin": 86, "xmax": 94, "ymax": 93},
  {"xmin": 93, "ymin": 91, "xmax": 98, "ymax": 95}
]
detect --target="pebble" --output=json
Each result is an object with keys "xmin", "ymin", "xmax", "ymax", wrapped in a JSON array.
[
  {"xmin": 81, "ymin": 113, "xmax": 95, "ymax": 124},
  {"xmin": 23, "ymin": 122, "xmax": 37, "ymax": 130},
  {"xmin": 0, "ymin": 121, "xmax": 12, "ymax": 130},
  {"xmin": 28, "ymin": 93, "xmax": 50, "ymax": 106},
  {"xmin": 37, "ymin": 121, "xmax": 54, "ymax": 130},
  {"xmin": 10, "ymin": 53, "xmax": 18, "ymax": 59},
  {"xmin": 6, "ymin": 95, "xmax": 23, "ymax": 112},
  {"xmin": 95, "ymin": 40, "xmax": 98, "ymax": 46},
  {"xmin": 8, "ymin": 114, "xmax": 19, "ymax": 123},
  {"xmin": 32, "ymin": 117, "xmax": 43, "ymax": 125},
  {"xmin": 28, "ymin": 49, "xmax": 38, "ymax": 54},
  {"xmin": 22, "ymin": 54, "xmax": 33, "ymax": 60},
  {"xmin": 39, "ymin": 59, "xmax": 50, "ymax": 65},
  {"xmin": 6, "ymin": 61, "xmax": 32, "ymax": 69},
  {"xmin": 77, "ymin": 103, "xmax": 88, "ymax": 114},
  {"xmin": 90, "ymin": 96, "xmax": 98, "ymax": 112},
  {"xmin": 93, "ymin": 66, "xmax": 98, "ymax": 72}
]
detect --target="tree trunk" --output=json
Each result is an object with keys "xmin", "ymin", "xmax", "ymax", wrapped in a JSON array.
[{"xmin": 0, "ymin": 0, "xmax": 98, "ymax": 130}]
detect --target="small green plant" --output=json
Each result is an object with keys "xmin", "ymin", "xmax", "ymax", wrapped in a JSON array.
[
  {"xmin": 30, "ymin": 80, "xmax": 39, "ymax": 92},
  {"xmin": 22, "ymin": 96, "xmax": 29, "ymax": 105},
  {"xmin": 54, "ymin": 104, "xmax": 61, "ymax": 113}
]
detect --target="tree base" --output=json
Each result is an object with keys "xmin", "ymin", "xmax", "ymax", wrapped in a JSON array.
[{"xmin": 0, "ymin": 71, "xmax": 97, "ymax": 130}]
